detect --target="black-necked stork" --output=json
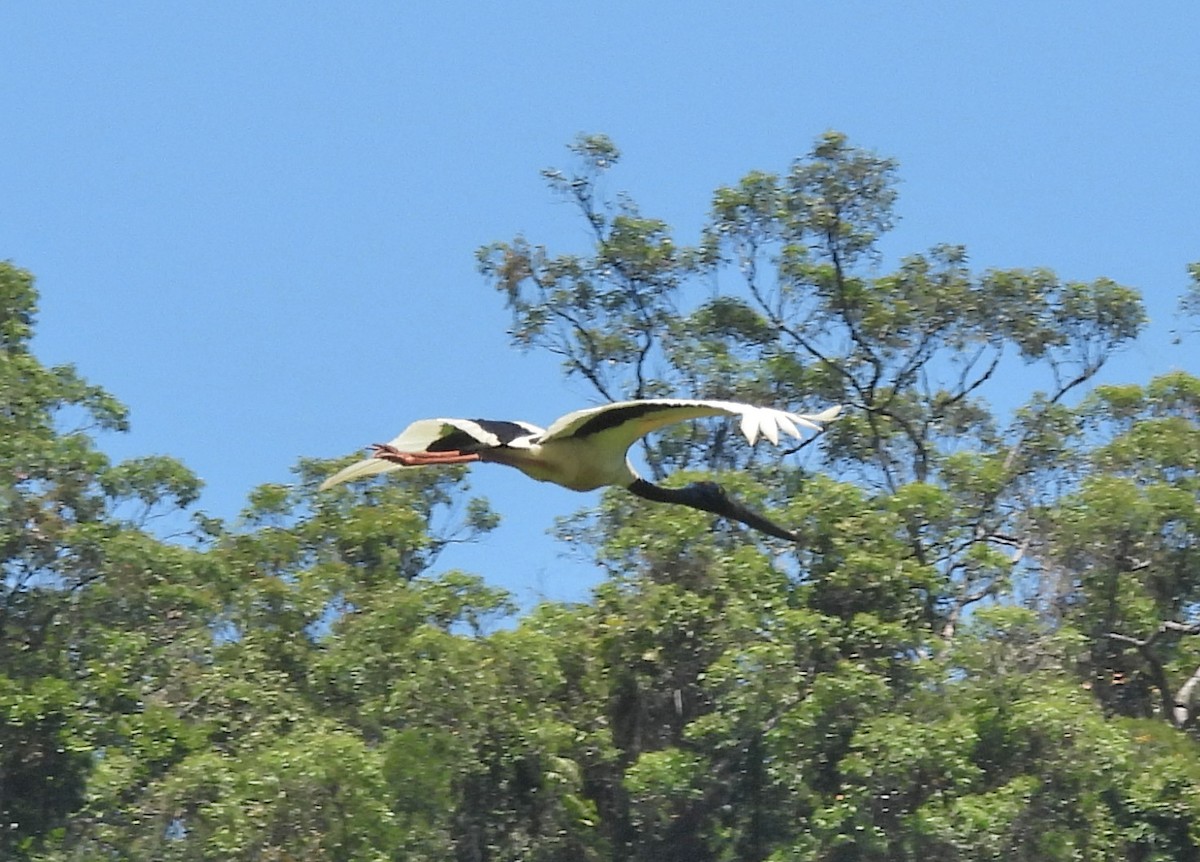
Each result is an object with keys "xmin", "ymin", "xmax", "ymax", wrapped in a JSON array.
[{"xmin": 319, "ymin": 399, "xmax": 841, "ymax": 541}]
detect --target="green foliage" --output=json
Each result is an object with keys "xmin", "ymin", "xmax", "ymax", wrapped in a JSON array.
[
  {"xmin": 5, "ymin": 130, "xmax": 1200, "ymax": 861},
  {"xmin": 0, "ymin": 261, "xmax": 220, "ymax": 860},
  {"xmin": 0, "ymin": 675, "xmax": 91, "ymax": 854}
]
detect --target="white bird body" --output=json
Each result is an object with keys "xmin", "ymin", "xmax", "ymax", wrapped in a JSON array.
[
  {"xmin": 320, "ymin": 398, "xmax": 841, "ymax": 540},
  {"xmin": 483, "ymin": 435, "xmax": 631, "ymax": 492}
]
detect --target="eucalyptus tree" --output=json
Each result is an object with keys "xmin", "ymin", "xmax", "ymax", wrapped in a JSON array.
[
  {"xmin": 473, "ymin": 134, "xmax": 1197, "ymax": 861},
  {"xmin": 0, "ymin": 261, "xmax": 208, "ymax": 858},
  {"xmin": 481, "ymin": 132, "xmax": 1146, "ymax": 634}
]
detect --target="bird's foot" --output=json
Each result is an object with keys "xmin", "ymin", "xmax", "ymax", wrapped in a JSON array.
[{"xmin": 370, "ymin": 444, "xmax": 481, "ymax": 466}]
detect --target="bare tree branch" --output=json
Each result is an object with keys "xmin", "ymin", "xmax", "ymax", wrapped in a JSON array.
[{"xmin": 1106, "ymin": 621, "xmax": 1200, "ymax": 728}]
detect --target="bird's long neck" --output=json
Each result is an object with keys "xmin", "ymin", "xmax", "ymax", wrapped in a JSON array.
[{"xmin": 627, "ymin": 478, "xmax": 798, "ymax": 542}]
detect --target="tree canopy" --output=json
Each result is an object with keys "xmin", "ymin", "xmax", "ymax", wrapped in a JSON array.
[{"xmin": 3, "ymin": 133, "xmax": 1199, "ymax": 861}]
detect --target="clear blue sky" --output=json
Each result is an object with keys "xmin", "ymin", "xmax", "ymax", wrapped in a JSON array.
[{"xmin": 4, "ymin": 4, "xmax": 1198, "ymax": 605}]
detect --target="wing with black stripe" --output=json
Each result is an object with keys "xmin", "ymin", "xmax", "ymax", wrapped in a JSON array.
[{"xmin": 540, "ymin": 398, "xmax": 839, "ymax": 450}]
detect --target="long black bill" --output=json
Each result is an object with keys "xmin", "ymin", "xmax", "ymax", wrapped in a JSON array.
[{"xmin": 627, "ymin": 478, "xmax": 798, "ymax": 542}]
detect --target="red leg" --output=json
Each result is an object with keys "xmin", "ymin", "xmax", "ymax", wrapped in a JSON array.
[{"xmin": 371, "ymin": 443, "xmax": 481, "ymax": 466}]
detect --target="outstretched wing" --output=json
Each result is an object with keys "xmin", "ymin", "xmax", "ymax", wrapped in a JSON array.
[
  {"xmin": 317, "ymin": 454, "xmax": 405, "ymax": 490},
  {"xmin": 540, "ymin": 398, "xmax": 841, "ymax": 452},
  {"xmin": 318, "ymin": 417, "xmax": 544, "ymax": 491},
  {"xmin": 386, "ymin": 417, "xmax": 544, "ymax": 453}
]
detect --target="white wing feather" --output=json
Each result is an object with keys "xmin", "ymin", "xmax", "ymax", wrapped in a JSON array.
[
  {"xmin": 385, "ymin": 418, "xmax": 501, "ymax": 450},
  {"xmin": 318, "ymin": 457, "xmax": 405, "ymax": 491}
]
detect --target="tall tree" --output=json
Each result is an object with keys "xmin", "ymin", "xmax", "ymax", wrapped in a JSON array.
[
  {"xmin": 473, "ymin": 133, "xmax": 1196, "ymax": 861},
  {"xmin": 1045, "ymin": 372, "xmax": 1200, "ymax": 729},
  {"xmin": 482, "ymin": 132, "xmax": 1146, "ymax": 637},
  {"xmin": 0, "ymin": 261, "xmax": 205, "ymax": 858}
]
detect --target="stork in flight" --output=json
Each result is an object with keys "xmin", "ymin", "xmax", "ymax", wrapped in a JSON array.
[{"xmin": 319, "ymin": 399, "xmax": 841, "ymax": 541}]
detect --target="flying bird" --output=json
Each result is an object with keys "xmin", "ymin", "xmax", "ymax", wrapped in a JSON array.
[{"xmin": 319, "ymin": 399, "xmax": 841, "ymax": 541}]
